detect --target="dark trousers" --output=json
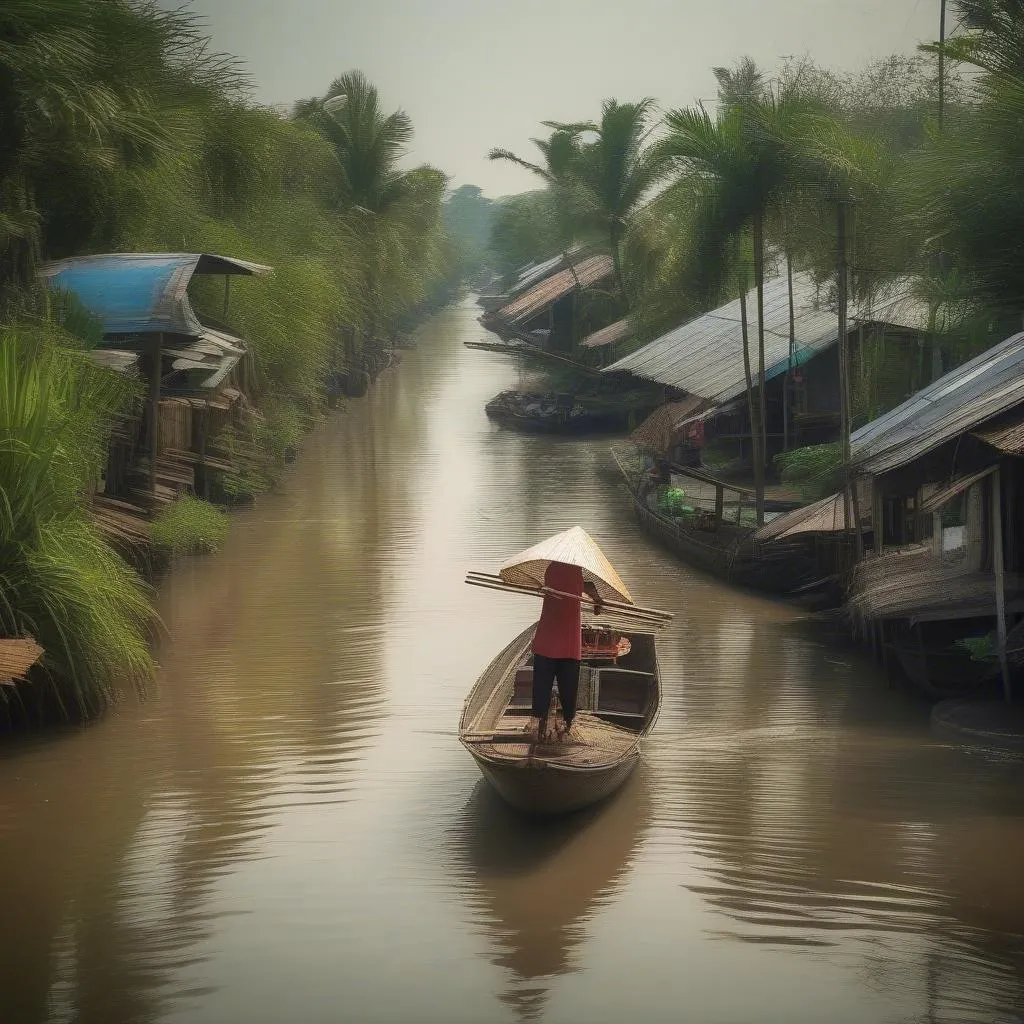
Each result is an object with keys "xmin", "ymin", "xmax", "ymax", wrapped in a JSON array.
[{"xmin": 532, "ymin": 653, "xmax": 581, "ymax": 726}]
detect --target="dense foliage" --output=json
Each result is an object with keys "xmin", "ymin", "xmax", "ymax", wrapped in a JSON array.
[
  {"xmin": 0, "ymin": 320, "xmax": 154, "ymax": 720},
  {"xmin": 0, "ymin": 0, "xmax": 460, "ymax": 720}
]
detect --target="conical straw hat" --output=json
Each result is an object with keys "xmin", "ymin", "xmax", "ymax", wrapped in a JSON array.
[{"xmin": 498, "ymin": 526, "xmax": 633, "ymax": 604}]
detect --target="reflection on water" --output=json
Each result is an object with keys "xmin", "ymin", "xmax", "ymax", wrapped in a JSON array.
[
  {"xmin": 0, "ymin": 298, "xmax": 1023, "ymax": 1023},
  {"xmin": 450, "ymin": 775, "xmax": 649, "ymax": 1022}
]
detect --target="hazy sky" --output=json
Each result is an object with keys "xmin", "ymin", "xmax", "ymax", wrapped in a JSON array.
[{"xmin": 186, "ymin": 0, "xmax": 941, "ymax": 197}]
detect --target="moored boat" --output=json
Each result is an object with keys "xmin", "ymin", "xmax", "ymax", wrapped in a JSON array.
[{"xmin": 610, "ymin": 446, "xmax": 834, "ymax": 603}]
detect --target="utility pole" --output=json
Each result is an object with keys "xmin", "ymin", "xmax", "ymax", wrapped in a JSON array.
[{"xmin": 938, "ymin": 0, "xmax": 947, "ymax": 133}]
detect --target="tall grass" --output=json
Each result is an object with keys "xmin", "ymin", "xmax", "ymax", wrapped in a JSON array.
[{"xmin": 0, "ymin": 322, "xmax": 155, "ymax": 718}]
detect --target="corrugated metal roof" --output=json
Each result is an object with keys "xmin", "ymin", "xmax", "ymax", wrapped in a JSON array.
[
  {"xmin": 86, "ymin": 349, "xmax": 141, "ymax": 374},
  {"xmin": 581, "ymin": 318, "xmax": 632, "ymax": 349},
  {"xmin": 164, "ymin": 327, "xmax": 247, "ymax": 395},
  {"xmin": 42, "ymin": 253, "xmax": 271, "ymax": 338},
  {"xmin": 604, "ymin": 273, "xmax": 930, "ymax": 404},
  {"xmin": 486, "ymin": 255, "xmax": 615, "ymax": 327},
  {"xmin": 604, "ymin": 273, "xmax": 839, "ymax": 402},
  {"xmin": 508, "ymin": 246, "xmax": 585, "ymax": 298},
  {"xmin": 850, "ymin": 331, "xmax": 1024, "ymax": 475}
]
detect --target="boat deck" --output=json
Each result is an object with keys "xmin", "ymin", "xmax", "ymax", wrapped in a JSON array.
[{"xmin": 468, "ymin": 711, "xmax": 639, "ymax": 767}]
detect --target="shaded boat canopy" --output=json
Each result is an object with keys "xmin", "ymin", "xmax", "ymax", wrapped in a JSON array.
[
  {"xmin": 629, "ymin": 395, "xmax": 709, "ymax": 454},
  {"xmin": 498, "ymin": 526, "xmax": 633, "ymax": 604}
]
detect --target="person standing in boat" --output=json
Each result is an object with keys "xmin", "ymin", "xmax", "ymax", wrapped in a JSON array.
[{"xmin": 531, "ymin": 561, "xmax": 604, "ymax": 741}]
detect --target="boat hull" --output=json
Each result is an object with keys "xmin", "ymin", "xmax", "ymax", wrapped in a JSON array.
[
  {"xmin": 469, "ymin": 748, "xmax": 640, "ymax": 817},
  {"xmin": 623, "ymin": 478, "xmax": 836, "ymax": 605},
  {"xmin": 460, "ymin": 623, "xmax": 660, "ymax": 819}
]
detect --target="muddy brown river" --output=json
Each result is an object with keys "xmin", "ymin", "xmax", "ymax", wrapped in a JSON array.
[{"xmin": 3, "ymin": 298, "xmax": 1024, "ymax": 1023}]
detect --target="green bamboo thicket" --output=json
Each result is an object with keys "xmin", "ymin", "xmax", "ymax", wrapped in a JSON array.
[{"xmin": 0, "ymin": 1, "xmax": 461, "ymax": 722}]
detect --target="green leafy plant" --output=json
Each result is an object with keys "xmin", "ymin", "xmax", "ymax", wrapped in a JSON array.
[
  {"xmin": 150, "ymin": 496, "xmax": 229, "ymax": 555},
  {"xmin": 774, "ymin": 442, "xmax": 843, "ymax": 501},
  {"xmin": 657, "ymin": 486, "xmax": 696, "ymax": 517},
  {"xmin": 953, "ymin": 633, "xmax": 997, "ymax": 663}
]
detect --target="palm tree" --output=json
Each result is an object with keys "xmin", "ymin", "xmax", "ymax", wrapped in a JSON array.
[
  {"xmin": 296, "ymin": 71, "xmax": 442, "ymax": 360},
  {"xmin": 490, "ymin": 100, "xmax": 665, "ymax": 303},
  {"xmin": 656, "ymin": 104, "xmax": 775, "ymax": 523},
  {"xmin": 713, "ymin": 58, "xmax": 766, "ymax": 110},
  {"xmin": 488, "ymin": 128, "xmax": 584, "ymax": 255},
  {"xmin": 295, "ymin": 69, "xmax": 414, "ymax": 216},
  {"xmin": 547, "ymin": 99, "xmax": 665, "ymax": 302},
  {"xmin": 658, "ymin": 80, "xmax": 834, "ymax": 524}
]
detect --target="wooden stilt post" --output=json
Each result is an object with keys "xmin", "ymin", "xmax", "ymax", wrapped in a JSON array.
[
  {"xmin": 198, "ymin": 400, "xmax": 210, "ymax": 499},
  {"xmin": 714, "ymin": 483, "xmax": 724, "ymax": 530},
  {"xmin": 149, "ymin": 333, "xmax": 162, "ymax": 500},
  {"xmin": 872, "ymin": 475, "xmax": 883, "ymax": 553},
  {"xmin": 992, "ymin": 467, "xmax": 1011, "ymax": 703}
]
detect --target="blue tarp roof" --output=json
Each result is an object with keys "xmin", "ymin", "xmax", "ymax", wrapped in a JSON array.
[{"xmin": 41, "ymin": 253, "xmax": 271, "ymax": 338}]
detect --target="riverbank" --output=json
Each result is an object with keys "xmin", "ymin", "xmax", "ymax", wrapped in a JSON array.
[{"xmin": 0, "ymin": 288, "xmax": 456, "ymax": 732}]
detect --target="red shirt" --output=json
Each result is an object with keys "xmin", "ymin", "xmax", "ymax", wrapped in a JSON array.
[{"xmin": 532, "ymin": 562, "xmax": 583, "ymax": 660}]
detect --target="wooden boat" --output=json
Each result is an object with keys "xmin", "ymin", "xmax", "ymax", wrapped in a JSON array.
[
  {"xmin": 459, "ymin": 622, "xmax": 661, "ymax": 816},
  {"xmin": 611, "ymin": 450, "xmax": 834, "ymax": 603},
  {"xmin": 485, "ymin": 390, "xmax": 649, "ymax": 436},
  {"xmin": 886, "ymin": 635, "xmax": 998, "ymax": 700}
]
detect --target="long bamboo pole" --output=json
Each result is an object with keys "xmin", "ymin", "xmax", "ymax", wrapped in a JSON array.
[
  {"xmin": 464, "ymin": 576, "xmax": 673, "ymax": 624},
  {"xmin": 753, "ymin": 213, "xmax": 767, "ymax": 527},
  {"xmin": 464, "ymin": 572, "xmax": 673, "ymax": 624},
  {"xmin": 149, "ymin": 333, "xmax": 162, "ymax": 499}
]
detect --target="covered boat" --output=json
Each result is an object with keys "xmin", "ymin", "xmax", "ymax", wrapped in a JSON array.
[{"xmin": 460, "ymin": 527, "xmax": 667, "ymax": 816}]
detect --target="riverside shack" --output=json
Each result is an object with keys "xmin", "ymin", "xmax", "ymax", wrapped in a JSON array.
[
  {"xmin": 479, "ymin": 252, "xmax": 616, "ymax": 352},
  {"xmin": 842, "ymin": 331, "xmax": 1024, "ymax": 698},
  {"xmin": 42, "ymin": 253, "xmax": 271, "ymax": 550},
  {"xmin": 607, "ymin": 272, "xmax": 929, "ymax": 474}
]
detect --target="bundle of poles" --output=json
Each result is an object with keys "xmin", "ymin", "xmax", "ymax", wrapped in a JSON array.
[{"xmin": 464, "ymin": 570, "xmax": 673, "ymax": 628}]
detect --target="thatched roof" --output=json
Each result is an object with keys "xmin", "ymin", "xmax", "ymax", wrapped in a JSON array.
[
  {"xmin": 629, "ymin": 396, "xmax": 708, "ymax": 454},
  {"xmin": 754, "ymin": 479, "xmax": 872, "ymax": 542},
  {"xmin": 973, "ymin": 405, "xmax": 1024, "ymax": 455},
  {"xmin": 581, "ymin": 318, "xmax": 632, "ymax": 350},
  {"xmin": 486, "ymin": 255, "xmax": 615, "ymax": 327},
  {"xmin": 847, "ymin": 545, "xmax": 1023, "ymax": 622},
  {"xmin": 0, "ymin": 638, "xmax": 43, "ymax": 685}
]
